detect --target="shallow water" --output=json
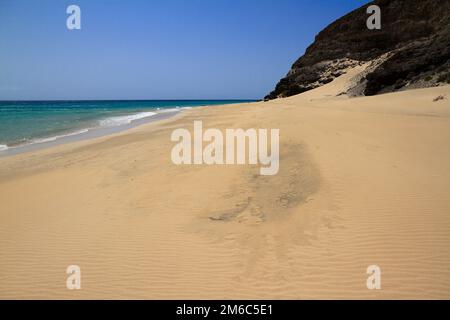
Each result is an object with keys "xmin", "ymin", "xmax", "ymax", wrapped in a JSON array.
[{"xmin": 0, "ymin": 100, "xmax": 253, "ymax": 153}]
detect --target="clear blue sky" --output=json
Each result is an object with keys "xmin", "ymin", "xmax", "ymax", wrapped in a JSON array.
[{"xmin": 0, "ymin": 0, "xmax": 369, "ymax": 100}]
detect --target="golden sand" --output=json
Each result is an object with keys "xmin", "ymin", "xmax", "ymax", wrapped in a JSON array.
[{"xmin": 1, "ymin": 68, "xmax": 450, "ymax": 299}]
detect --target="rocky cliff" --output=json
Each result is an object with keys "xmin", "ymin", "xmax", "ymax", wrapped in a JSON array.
[{"xmin": 265, "ymin": 0, "xmax": 450, "ymax": 100}]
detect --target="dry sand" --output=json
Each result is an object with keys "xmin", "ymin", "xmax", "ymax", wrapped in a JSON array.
[{"xmin": 1, "ymin": 67, "xmax": 450, "ymax": 299}]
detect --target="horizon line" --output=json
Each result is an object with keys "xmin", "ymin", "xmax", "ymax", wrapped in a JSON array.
[{"xmin": 0, "ymin": 98, "xmax": 259, "ymax": 102}]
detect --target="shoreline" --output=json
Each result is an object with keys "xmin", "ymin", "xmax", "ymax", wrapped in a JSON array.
[
  {"xmin": 0, "ymin": 108, "xmax": 185, "ymax": 158},
  {"xmin": 0, "ymin": 100, "xmax": 255, "ymax": 158}
]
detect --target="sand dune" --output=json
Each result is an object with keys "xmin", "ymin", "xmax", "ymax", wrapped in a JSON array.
[{"xmin": 1, "ymin": 71, "xmax": 450, "ymax": 299}]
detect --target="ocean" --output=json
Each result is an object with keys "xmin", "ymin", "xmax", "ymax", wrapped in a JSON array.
[{"xmin": 0, "ymin": 100, "xmax": 253, "ymax": 153}]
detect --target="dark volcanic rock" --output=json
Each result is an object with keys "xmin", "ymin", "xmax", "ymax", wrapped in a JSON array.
[{"xmin": 265, "ymin": 0, "xmax": 450, "ymax": 100}]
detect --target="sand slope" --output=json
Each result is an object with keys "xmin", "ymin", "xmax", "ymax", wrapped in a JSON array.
[{"xmin": 1, "ymin": 74, "xmax": 450, "ymax": 299}]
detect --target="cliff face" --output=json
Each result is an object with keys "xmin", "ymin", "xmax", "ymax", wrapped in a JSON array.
[{"xmin": 265, "ymin": 0, "xmax": 450, "ymax": 100}]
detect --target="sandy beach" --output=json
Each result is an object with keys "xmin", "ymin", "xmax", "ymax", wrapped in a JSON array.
[{"xmin": 1, "ymin": 67, "xmax": 450, "ymax": 299}]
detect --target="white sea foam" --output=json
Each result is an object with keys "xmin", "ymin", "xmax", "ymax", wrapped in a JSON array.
[
  {"xmin": 99, "ymin": 111, "xmax": 157, "ymax": 127},
  {"xmin": 32, "ymin": 129, "xmax": 90, "ymax": 144},
  {"xmin": 2, "ymin": 108, "xmax": 189, "ymax": 154},
  {"xmin": 156, "ymin": 108, "xmax": 182, "ymax": 114}
]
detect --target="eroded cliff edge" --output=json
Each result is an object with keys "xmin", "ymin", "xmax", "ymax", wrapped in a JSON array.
[{"xmin": 265, "ymin": 0, "xmax": 450, "ymax": 100}]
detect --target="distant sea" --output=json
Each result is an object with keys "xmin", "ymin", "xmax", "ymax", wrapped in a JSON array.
[{"xmin": 0, "ymin": 100, "xmax": 254, "ymax": 152}]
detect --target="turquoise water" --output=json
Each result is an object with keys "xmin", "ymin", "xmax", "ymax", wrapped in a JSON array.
[{"xmin": 0, "ymin": 100, "xmax": 253, "ymax": 150}]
